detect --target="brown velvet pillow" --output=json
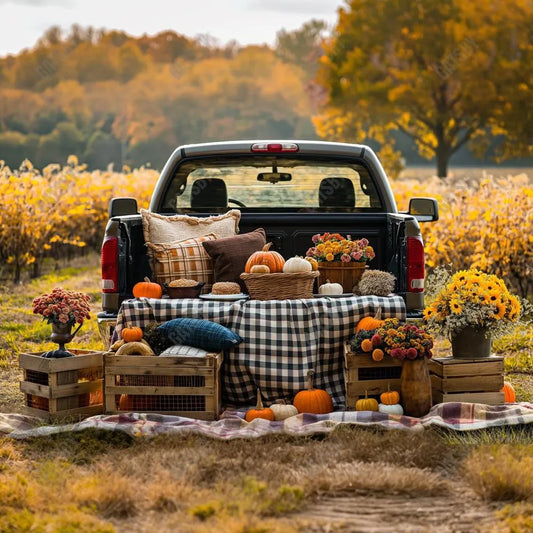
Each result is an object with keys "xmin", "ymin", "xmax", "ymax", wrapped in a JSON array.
[{"xmin": 202, "ymin": 228, "xmax": 266, "ymax": 292}]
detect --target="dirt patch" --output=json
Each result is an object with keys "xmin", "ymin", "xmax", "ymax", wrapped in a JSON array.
[{"xmin": 295, "ymin": 486, "xmax": 501, "ymax": 532}]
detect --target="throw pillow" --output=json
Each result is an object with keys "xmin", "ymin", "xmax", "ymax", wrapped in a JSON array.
[
  {"xmin": 146, "ymin": 234, "xmax": 216, "ymax": 293},
  {"xmin": 158, "ymin": 318, "xmax": 243, "ymax": 352},
  {"xmin": 202, "ymin": 228, "xmax": 266, "ymax": 292},
  {"xmin": 141, "ymin": 208, "xmax": 241, "ymax": 244},
  {"xmin": 159, "ymin": 344, "xmax": 209, "ymax": 357}
]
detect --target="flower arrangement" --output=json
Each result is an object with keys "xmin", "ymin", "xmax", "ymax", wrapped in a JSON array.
[
  {"xmin": 350, "ymin": 318, "xmax": 434, "ymax": 360},
  {"xmin": 32, "ymin": 287, "xmax": 91, "ymax": 326},
  {"xmin": 423, "ymin": 267, "xmax": 522, "ymax": 339},
  {"xmin": 306, "ymin": 233, "xmax": 375, "ymax": 263}
]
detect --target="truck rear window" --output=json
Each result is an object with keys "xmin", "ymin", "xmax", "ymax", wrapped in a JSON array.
[{"xmin": 161, "ymin": 157, "xmax": 382, "ymax": 212}]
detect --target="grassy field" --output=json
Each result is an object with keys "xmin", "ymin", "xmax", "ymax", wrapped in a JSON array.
[{"xmin": 0, "ymin": 255, "xmax": 532, "ymax": 532}]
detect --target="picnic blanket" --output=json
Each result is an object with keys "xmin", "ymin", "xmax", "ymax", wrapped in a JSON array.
[
  {"xmin": 2, "ymin": 402, "xmax": 533, "ymax": 440},
  {"xmin": 114, "ymin": 294, "xmax": 406, "ymax": 408}
]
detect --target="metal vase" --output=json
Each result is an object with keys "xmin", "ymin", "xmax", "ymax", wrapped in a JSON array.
[{"xmin": 451, "ymin": 326, "xmax": 492, "ymax": 359}]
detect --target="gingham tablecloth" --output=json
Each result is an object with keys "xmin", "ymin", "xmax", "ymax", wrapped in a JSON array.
[{"xmin": 114, "ymin": 295, "xmax": 406, "ymax": 409}]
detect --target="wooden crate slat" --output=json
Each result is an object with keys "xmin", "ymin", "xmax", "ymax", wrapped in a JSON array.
[
  {"xmin": 19, "ymin": 351, "xmax": 103, "ymax": 372},
  {"xmin": 431, "ymin": 374, "xmax": 503, "ymax": 393},
  {"xmin": 105, "ymin": 385, "xmax": 214, "ymax": 396},
  {"xmin": 344, "ymin": 349, "xmax": 403, "ymax": 369},
  {"xmin": 428, "ymin": 356, "xmax": 504, "ymax": 378},
  {"xmin": 20, "ymin": 381, "xmax": 51, "ymax": 397},
  {"xmin": 105, "ymin": 353, "xmax": 221, "ymax": 368},
  {"xmin": 433, "ymin": 391, "xmax": 505, "ymax": 405}
]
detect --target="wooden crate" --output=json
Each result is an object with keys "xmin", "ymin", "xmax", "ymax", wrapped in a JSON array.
[
  {"xmin": 19, "ymin": 350, "xmax": 104, "ymax": 422},
  {"xmin": 428, "ymin": 356, "xmax": 505, "ymax": 405},
  {"xmin": 104, "ymin": 352, "xmax": 223, "ymax": 420},
  {"xmin": 344, "ymin": 345, "xmax": 403, "ymax": 409}
]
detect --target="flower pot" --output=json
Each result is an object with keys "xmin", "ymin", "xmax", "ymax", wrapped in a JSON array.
[
  {"xmin": 318, "ymin": 262, "xmax": 367, "ymax": 293},
  {"xmin": 400, "ymin": 358, "xmax": 432, "ymax": 417},
  {"xmin": 42, "ymin": 322, "xmax": 78, "ymax": 358},
  {"xmin": 451, "ymin": 326, "xmax": 492, "ymax": 359}
]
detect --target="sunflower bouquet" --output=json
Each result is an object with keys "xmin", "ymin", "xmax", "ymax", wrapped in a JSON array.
[{"xmin": 423, "ymin": 267, "xmax": 521, "ymax": 339}]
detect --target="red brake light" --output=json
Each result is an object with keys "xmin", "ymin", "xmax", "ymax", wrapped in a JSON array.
[
  {"xmin": 251, "ymin": 143, "xmax": 299, "ymax": 153},
  {"xmin": 407, "ymin": 235, "xmax": 425, "ymax": 293},
  {"xmin": 101, "ymin": 236, "xmax": 118, "ymax": 293}
]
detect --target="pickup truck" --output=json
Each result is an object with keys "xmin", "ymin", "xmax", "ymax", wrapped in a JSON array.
[{"xmin": 98, "ymin": 140, "xmax": 438, "ymax": 341}]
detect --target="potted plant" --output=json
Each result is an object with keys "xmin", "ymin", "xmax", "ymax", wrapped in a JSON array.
[
  {"xmin": 422, "ymin": 267, "xmax": 522, "ymax": 358},
  {"xmin": 306, "ymin": 233, "xmax": 376, "ymax": 293},
  {"xmin": 32, "ymin": 287, "xmax": 91, "ymax": 358}
]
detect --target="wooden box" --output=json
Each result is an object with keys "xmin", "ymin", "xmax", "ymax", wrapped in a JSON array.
[
  {"xmin": 19, "ymin": 350, "xmax": 104, "ymax": 422},
  {"xmin": 104, "ymin": 352, "xmax": 223, "ymax": 420},
  {"xmin": 428, "ymin": 356, "xmax": 505, "ymax": 405},
  {"xmin": 344, "ymin": 345, "xmax": 403, "ymax": 409}
]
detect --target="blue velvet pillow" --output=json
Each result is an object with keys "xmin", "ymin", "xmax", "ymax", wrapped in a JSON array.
[{"xmin": 157, "ymin": 318, "xmax": 242, "ymax": 352}]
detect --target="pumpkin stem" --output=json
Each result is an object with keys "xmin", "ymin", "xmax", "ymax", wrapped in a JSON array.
[
  {"xmin": 262, "ymin": 242, "xmax": 273, "ymax": 252},
  {"xmin": 255, "ymin": 388, "xmax": 264, "ymax": 410},
  {"xmin": 306, "ymin": 370, "xmax": 315, "ymax": 391},
  {"xmin": 143, "ymin": 277, "xmax": 152, "ymax": 283}
]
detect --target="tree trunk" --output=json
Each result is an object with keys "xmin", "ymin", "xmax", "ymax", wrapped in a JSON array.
[{"xmin": 435, "ymin": 142, "xmax": 450, "ymax": 179}]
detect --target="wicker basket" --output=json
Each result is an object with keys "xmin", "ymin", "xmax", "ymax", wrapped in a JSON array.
[{"xmin": 240, "ymin": 271, "xmax": 319, "ymax": 300}]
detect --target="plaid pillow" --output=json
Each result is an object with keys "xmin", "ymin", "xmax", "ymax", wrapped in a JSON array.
[
  {"xmin": 146, "ymin": 234, "xmax": 216, "ymax": 293},
  {"xmin": 158, "ymin": 318, "xmax": 243, "ymax": 352}
]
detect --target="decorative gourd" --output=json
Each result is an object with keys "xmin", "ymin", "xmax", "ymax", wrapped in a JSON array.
[
  {"xmin": 361, "ymin": 339, "xmax": 373, "ymax": 352},
  {"xmin": 501, "ymin": 381, "xmax": 516, "ymax": 403},
  {"xmin": 318, "ymin": 279, "xmax": 343, "ymax": 295},
  {"xmin": 355, "ymin": 307, "xmax": 385, "ymax": 332},
  {"xmin": 249, "ymin": 264, "xmax": 270, "ymax": 274},
  {"xmin": 132, "ymin": 277, "xmax": 163, "ymax": 299},
  {"xmin": 355, "ymin": 391, "xmax": 379, "ymax": 411},
  {"xmin": 121, "ymin": 326, "xmax": 143, "ymax": 342},
  {"xmin": 245, "ymin": 389, "xmax": 275, "ymax": 422},
  {"xmin": 305, "ymin": 257, "xmax": 319, "ymax": 271},
  {"xmin": 372, "ymin": 348, "xmax": 384, "ymax": 361},
  {"xmin": 245, "ymin": 242, "xmax": 285, "ymax": 273},
  {"xmin": 378, "ymin": 403, "xmax": 404, "ymax": 415},
  {"xmin": 283, "ymin": 256, "xmax": 313, "ymax": 273},
  {"xmin": 380, "ymin": 386, "xmax": 400, "ymax": 405},
  {"xmin": 293, "ymin": 370, "xmax": 333, "ymax": 414},
  {"xmin": 270, "ymin": 400, "xmax": 299, "ymax": 421}
]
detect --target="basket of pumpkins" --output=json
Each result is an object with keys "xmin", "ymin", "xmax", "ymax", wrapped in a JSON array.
[{"xmin": 240, "ymin": 243, "xmax": 319, "ymax": 300}]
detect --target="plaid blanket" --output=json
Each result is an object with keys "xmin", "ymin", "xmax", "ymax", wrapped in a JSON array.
[
  {"xmin": 114, "ymin": 295, "xmax": 406, "ymax": 408},
  {"xmin": 3, "ymin": 402, "xmax": 533, "ymax": 440}
]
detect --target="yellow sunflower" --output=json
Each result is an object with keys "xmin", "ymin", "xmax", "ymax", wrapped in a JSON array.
[{"xmin": 493, "ymin": 301, "xmax": 507, "ymax": 320}]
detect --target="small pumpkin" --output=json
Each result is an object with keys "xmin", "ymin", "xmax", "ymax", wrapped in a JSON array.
[
  {"xmin": 293, "ymin": 370, "xmax": 333, "ymax": 414},
  {"xmin": 250, "ymin": 264, "xmax": 270, "ymax": 274},
  {"xmin": 355, "ymin": 307, "xmax": 385, "ymax": 332},
  {"xmin": 378, "ymin": 403, "xmax": 404, "ymax": 415},
  {"xmin": 305, "ymin": 257, "xmax": 319, "ymax": 271},
  {"xmin": 133, "ymin": 277, "xmax": 163, "ymax": 299},
  {"xmin": 361, "ymin": 339, "xmax": 373, "ymax": 352},
  {"xmin": 318, "ymin": 279, "xmax": 343, "ymax": 295},
  {"xmin": 355, "ymin": 391, "xmax": 379, "ymax": 412},
  {"xmin": 283, "ymin": 256, "xmax": 312, "ymax": 273},
  {"xmin": 245, "ymin": 242, "xmax": 285, "ymax": 273},
  {"xmin": 245, "ymin": 389, "xmax": 275, "ymax": 422},
  {"xmin": 380, "ymin": 386, "xmax": 400, "ymax": 405},
  {"xmin": 270, "ymin": 400, "xmax": 299, "ymax": 421},
  {"xmin": 501, "ymin": 381, "xmax": 516, "ymax": 403},
  {"xmin": 372, "ymin": 348, "xmax": 384, "ymax": 361},
  {"xmin": 121, "ymin": 326, "xmax": 143, "ymax": 342}
]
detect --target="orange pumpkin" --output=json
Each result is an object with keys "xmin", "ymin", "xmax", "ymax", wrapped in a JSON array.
[
  {"xmin": 380, "ymin": 386, "xmax": 400, "ymax": 405},
  {"xmin": 305, "ymin": 257, "xmax": 319, "ymax": 271},
  {"xmin": 355, "ymin": 307, "xmax": 385, "ymax": 332},
  {"xmin": 132, "ymin": 277, "xmax": 163, "ymax": 299},
  {"xmin": 121, "ymin": 326, "xmax": 143, "ymax": 342},
  {"xmin": 245, "ymin": 243, "xmax": 285, "ymax": 273},
  {"xmin": 355, "ymin": 391, "xmax": 379, "ymax": 412},
  {"xmin": 501, "ymin": 381, "xmax": 516, "ymax": 403},
  {"xmin": 245, "ymin": 389, "xmax": 275, "ymax": 422},
  {"xmin": 293, "ymin": 370, "xmax": 333, "ymax": 414}
]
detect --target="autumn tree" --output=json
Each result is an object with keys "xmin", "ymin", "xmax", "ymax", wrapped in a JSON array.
[{"xmin": 314, "ymin": 0, "xmax": 533, "ymax": 177}]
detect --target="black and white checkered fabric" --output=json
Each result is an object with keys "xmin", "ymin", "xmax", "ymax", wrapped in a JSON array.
[{"xmin": 115, "ymin": 295, "xmax": 406, "ymax": 409}]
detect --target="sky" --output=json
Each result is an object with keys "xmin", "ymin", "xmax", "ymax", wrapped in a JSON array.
[{"xmin": 0, "ymin": 0, "xmax": 344, "ymax": 57}]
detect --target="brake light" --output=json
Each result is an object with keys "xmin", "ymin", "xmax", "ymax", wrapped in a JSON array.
[
  {"xmin": 101, "ymin": 236, "xmax": 118, "ymax": 293},
  {"xmin": 251, "ymin": 142, "xmax": 299, "ymax": 153},
  {"xmin": 407, "ymin": 235, "xmax": 425, "ymax": 293}
]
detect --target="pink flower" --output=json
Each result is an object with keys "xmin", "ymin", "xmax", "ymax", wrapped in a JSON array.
[
  {"xmin": 341, "ymin": 253, "xmax": 351, "ymax": 262},
  {"xmin": 58, "ymin": 314, "xmax": 69, "ymax": 323},
  {"xmin": 351, "ymin": 251, "xmax": 363, "ymax": 261},
  {"xmin": 371, "ymin": 334, "xmax": 382, "ymax": 346},
  {"xmin": 312, "ymin": 234, "xmax": 320, "ymax": 243},
  {"xmin": 406, "ymin": 348, "xmax": 418, "ymax": 359},
  {"xmin": 390, "ymin": 348, "xmax": 404, "ymax": 359}
]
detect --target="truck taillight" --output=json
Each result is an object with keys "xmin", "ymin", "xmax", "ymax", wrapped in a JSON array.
[
  {"xmin": 251, "ymin": 142, "xmax": 299, "ymax": 153},
  {"xmin": 407, "ymin": 235, "xmax": 425, "ymax": 293},
  {"xmin": 101, "ymin": 236, "xmax": 118, "ymax": 293}
]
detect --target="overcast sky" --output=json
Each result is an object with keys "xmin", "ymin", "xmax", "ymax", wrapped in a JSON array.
[{"xmin": 0, "ymin": 0, "xmax": 344, "ymax": 57}]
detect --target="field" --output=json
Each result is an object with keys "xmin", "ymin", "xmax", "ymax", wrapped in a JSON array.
[{"xmin": 0, "ymin": 166, "xmax": 532, "ymax": 532}]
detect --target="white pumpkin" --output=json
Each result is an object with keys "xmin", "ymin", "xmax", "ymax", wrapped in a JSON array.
[
  {"xmin": 283, "ymin": 256, "xmax": 312, "ymax": 273},
  {"xmin": 318, "ymin": 280, "xmax": 343, "ymax": 295},
  {"xmin": 378, "ymin": 403, "xmax": 404, "ymax": 415},
  {"xmin": 270, "ymin": 401, "xmax": 299, "ymax": 420}
]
